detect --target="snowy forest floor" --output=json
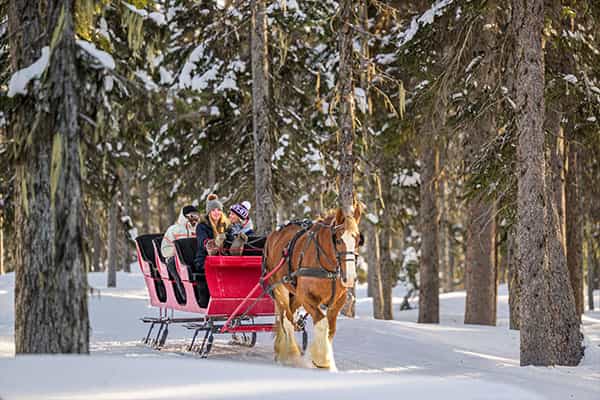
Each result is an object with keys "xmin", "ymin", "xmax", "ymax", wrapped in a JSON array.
[{"xmin": 0, "ymin": 271, "xmax": 599, "ymax": 400}]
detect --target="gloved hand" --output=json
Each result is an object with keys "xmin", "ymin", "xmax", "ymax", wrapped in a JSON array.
[{"xmin": 206, "ymin": 239, "xmax": 219, "ymax": 256}]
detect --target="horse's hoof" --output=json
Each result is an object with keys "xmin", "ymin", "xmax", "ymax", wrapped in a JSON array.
[{"xmin": 312, "ymin": 361, "xmax": 330, "ymax": 369}]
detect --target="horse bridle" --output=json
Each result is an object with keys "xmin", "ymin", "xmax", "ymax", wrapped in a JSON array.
[{"xmin": 331, "ymin": 223, "xmax": 360, "ymax": 280}]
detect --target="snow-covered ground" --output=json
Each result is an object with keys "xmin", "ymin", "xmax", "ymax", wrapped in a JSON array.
[{"xmin": 0, "ymin": 271, "xmax": 599, "ymax": 400}]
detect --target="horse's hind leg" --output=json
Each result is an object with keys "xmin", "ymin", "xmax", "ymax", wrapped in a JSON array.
[{"xmin": 273, "ymin": 285, "xmax": 301, "ymax": 365}]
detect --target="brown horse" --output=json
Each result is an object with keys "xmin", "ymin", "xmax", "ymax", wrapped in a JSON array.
[{"xmin": 263, "ymin": 205, "xmax": 362, "ymax": 369}]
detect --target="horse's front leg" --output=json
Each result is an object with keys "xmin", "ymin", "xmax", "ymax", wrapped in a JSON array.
[
  {"xmin": 327, "ymin": 288, "xmax": 349, "ymax": 342},
  {"xmin": 302, "ymin": 301, "xmax": 335, "ymax": 370}
]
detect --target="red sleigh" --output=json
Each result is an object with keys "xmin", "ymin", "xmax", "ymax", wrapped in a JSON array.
[{"xmin": 134, "ymin": 234, "xmax": 307, "ymax": 357}]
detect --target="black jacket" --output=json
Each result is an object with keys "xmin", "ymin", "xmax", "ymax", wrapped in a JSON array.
[{"xmin": 193, "ymin": 216, "xmax": 214, "ymax": 274}]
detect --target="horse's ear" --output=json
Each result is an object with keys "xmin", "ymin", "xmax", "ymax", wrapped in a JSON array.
[
  {"xmin": 353, "ymin": 201, "xmax": 364, "ymax": 223},
  {"xmin": 335, "ymin": 208, "xmax": 345, "ymax": 225}
]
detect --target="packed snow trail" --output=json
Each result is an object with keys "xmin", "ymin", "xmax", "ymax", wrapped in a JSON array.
[{"xmin": 0, "ymin": 272, "xmax": 599, "ymax": 400}]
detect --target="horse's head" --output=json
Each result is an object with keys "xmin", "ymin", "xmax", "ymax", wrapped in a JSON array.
[{"xmin": 332, "ymin": 204, "xmax": 363, "ymax": 288}]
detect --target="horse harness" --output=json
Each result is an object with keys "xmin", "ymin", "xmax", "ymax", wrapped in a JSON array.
[{"xmin": 263, "ymin": 219, "xmax": 357, "ymax": 307}]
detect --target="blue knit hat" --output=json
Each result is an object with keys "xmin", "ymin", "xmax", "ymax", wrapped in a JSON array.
[{"xmin": 230, "ymin": 201, "xmax": 251, "ymax": 221}]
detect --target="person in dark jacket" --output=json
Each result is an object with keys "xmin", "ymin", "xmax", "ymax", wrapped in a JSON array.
[{"xmin": 193, "ymin": 194, "xmax": 229, "ymax": 307}]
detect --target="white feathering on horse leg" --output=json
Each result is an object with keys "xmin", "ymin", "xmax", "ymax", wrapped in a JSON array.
[
  {"xmin": 274, "ymin": 317, "xmax": 301, "ymax": 365},
  {"xmin": 310, "ymin": 318, "xmax": 335, "ymax": 370}
]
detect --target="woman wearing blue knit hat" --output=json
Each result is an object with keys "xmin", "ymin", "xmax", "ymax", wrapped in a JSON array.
[{"xmin": 228, "ymin": 201, "xmax": 255, "ymax": 236}]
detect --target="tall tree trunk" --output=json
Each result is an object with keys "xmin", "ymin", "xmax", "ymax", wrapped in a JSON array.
[
  {"xmin": 120, "ymin": 169, "xmax": 132, "ymax": 273},
  {"xmin": 448, "ymin": 227, "xmax": 455, "ymax": 289},
  {"xmin": 166, "ymin": 194, "xmax": 177, "ymax": 227},
  {"xmin": 251, "ymin": 0, "xmax": 275, "ymax": 236},
  {"xmin": 464, "ymin": 134, "xmax": 496, "ymax": 326},
  {"xmin": 592, "ymin": 261, "xmax": 598, "ymax": 311},
  {"xmin": 439, "ymin": 177, "xmax": 451, "ymax": 292},
  {"xmin": 512, "ymin": 0, "xmax": 581, "ymax": 365},
  {"xmin": 0, "ymin": 211, "xmax": 4, "ymax": 275},
  {"xmin": 464, "ymin": 199, "xmax": 497, "ymax": 325},
  {"xmin": 359, "ymin": 0, "xmax": 382, "ymax": 313},
  {"xmin": 207, "ymin": 150, "xmax": 216, "ymax": 190},
  {"xmin": 368, "ymin": 224, "xmax": 384, "ymax": 318},
  {"xmin": 587, "ymin": 229, "xmax": 596, "ymax": 311},
  {"xmin": 92, "ymin": 214, "xmax": 101, "ymax": 273},
  {"xmin": 566, "ymin": 141, "xmax": 583, "ymax": 316},
  {"xmin": 546, "ymin": 107, "xmax": 566, "ymax": 250},
  {"xmin": 497, "ymin": 231, "xmax": 507, "ymax": 285},
  {"xmin": 513, "ymin": 0, "xmax": 550, "ymax": 364},
  {"xmin": 139, "ymin": 177, "xmax": 150, "ymax": 234},
  {"xmin": 380, "ymin": 217, "xmax": 393, "ymax": 320},
  {"xmin": 418, "ymin": 133, "xmax": 439, "ymax": 323},
  {"xmin": 11, "ymin": 0, "xmax": 88, "ymax": 353},
  {"xmin": 464, "ymin": 2, "xmax": 497, "ymax": 326},
  {"xmin": 338, "ymin": 0, "xmax": 356, "ymax": 317},
  {"xmin": 507, "ymin": 227, "xmax": 520, "ymax": 330},
  {"xmin": 158, "ymin": 193, "xmax": 167, "ymax": 232},
  {"xmin": 107, "ymin": 191, "xmax": 118, "ymax": 288},
  {"xmin": 545, "ymin": 165, "xmax": 583, "ymax": 365}
]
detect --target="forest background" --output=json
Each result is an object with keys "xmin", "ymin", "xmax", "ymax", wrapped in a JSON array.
[{"xmin": 0, "ymin": 0, "xmax": 599, "ymax": 366}]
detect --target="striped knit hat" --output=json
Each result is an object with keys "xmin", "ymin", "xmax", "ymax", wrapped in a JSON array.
[{"xmin": 230, "ymin": 201, "xmax": 251, "ymax": 221}]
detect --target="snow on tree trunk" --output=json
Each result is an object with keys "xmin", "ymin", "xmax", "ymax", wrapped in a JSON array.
[
  {"xmin": 12, "ymin": 0, "xmax": 89, "ymax": 353},
  {"xmin": 418, "ymin": 141, "xmax": 439, "ymax": 324},
  {"xmin": 566, "ymin": 141, "xmax": 584, "ymax": 316},
  {"xmin": 107, "ymin": 191, "xmax": 118, "ymax": 288},
  {"xmin": 251, "ymin": 0, "xmax": 275, "ymax": 236},
  {"xmin": 512, "ymin": 0, "xmax": 582, "ymax": 365}
]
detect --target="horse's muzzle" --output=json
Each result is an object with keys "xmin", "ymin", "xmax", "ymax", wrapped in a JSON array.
[
  {"xmin": 340, "ymin": 259, "xmax": 356, "ymax": 288},
  {"xmin": 341, "ymin": 276, "xmax": 355, "ymax": 288}
]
